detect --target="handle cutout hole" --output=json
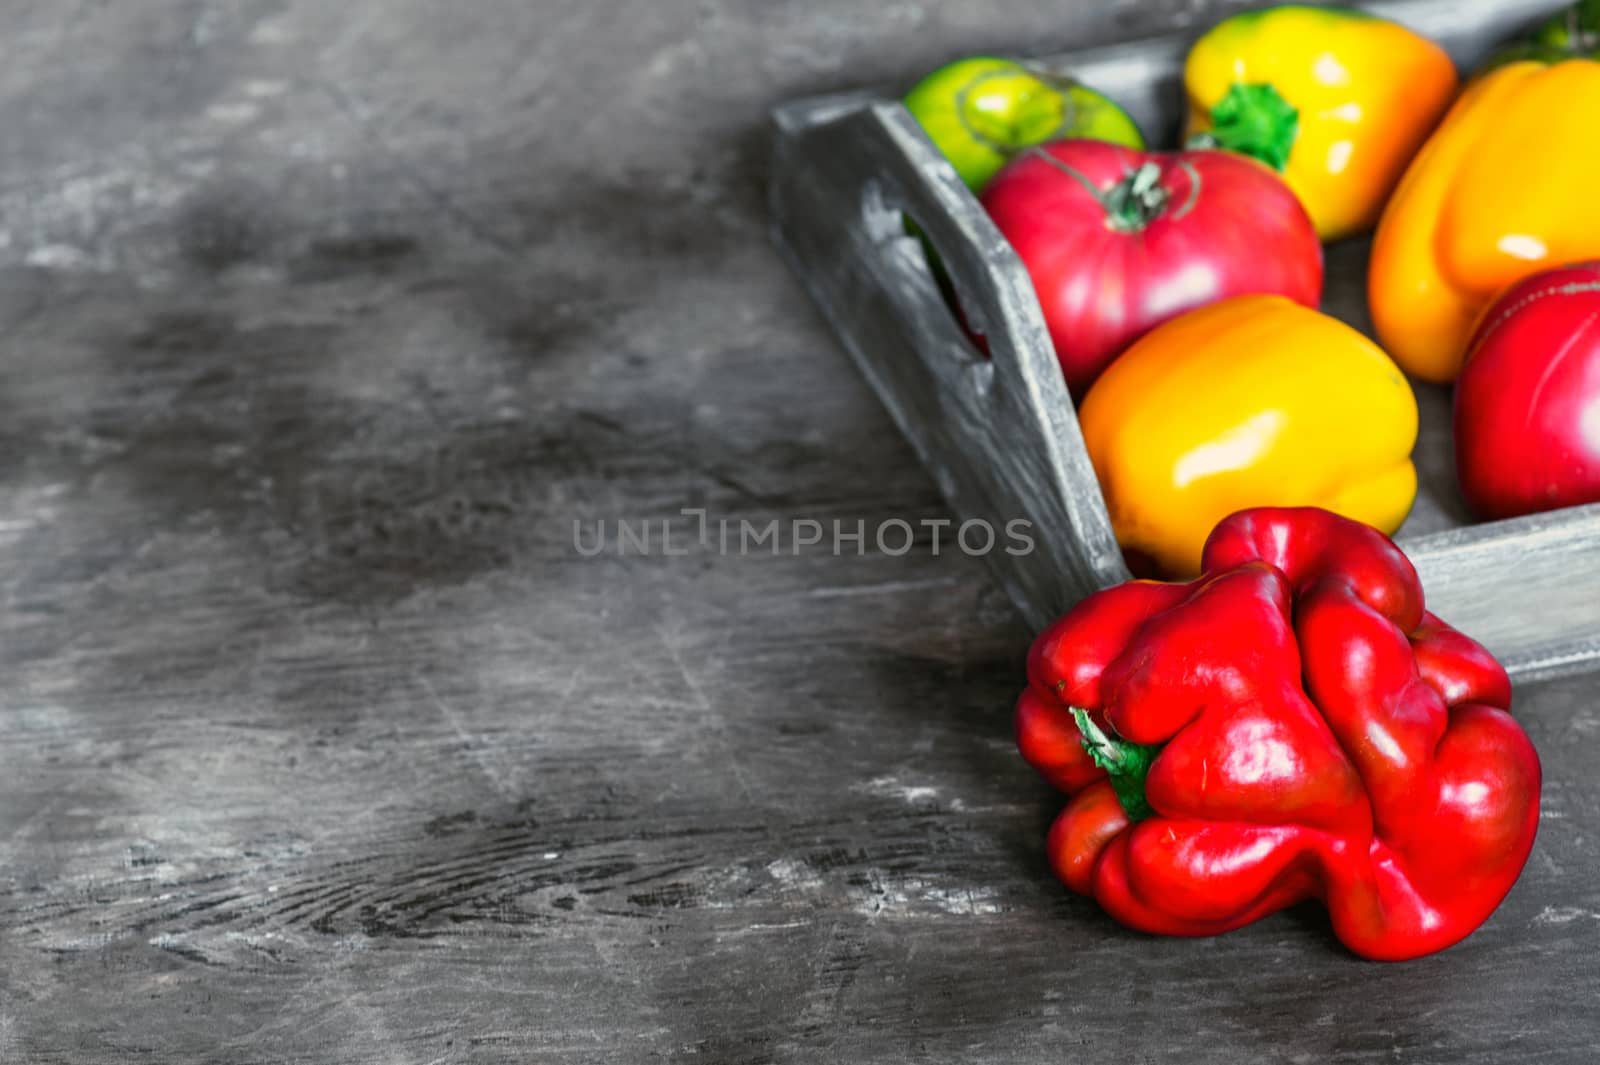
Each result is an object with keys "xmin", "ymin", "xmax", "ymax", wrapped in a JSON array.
[{"xmin": 861, "ymin": 179, "xmax": 993, "ymax": 375}]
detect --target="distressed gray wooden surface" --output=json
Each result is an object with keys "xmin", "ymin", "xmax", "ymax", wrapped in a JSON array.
[
  {"xmin": 771, "ymin": 0, "xmax": 1600, "ymax": 678},
  {"xmin": 0, "ymin": 2, "xmax": 1597, "ymax": 1063}
]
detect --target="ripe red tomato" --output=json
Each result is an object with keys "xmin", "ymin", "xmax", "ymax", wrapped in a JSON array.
[
  {"xmin": 1455, "ymin": 261, "xmax": 1600, "ymax": 520},
  {"xmin": 981, "ymin": 140, "xmax": 1322, "ymax": 397}
]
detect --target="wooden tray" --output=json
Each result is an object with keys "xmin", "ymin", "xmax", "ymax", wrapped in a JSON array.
[{"xmin": 769, "ymin": 0, "xmax": 1600, "ymax": 680}]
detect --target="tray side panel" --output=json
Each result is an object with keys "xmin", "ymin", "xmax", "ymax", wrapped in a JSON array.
[{"xmin": 1407, "ymin": 505, "xmax": 1600, "ymax": 680}]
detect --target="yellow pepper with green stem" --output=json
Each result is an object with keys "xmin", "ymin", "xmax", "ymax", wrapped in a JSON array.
[{"xmin": 1184, "ymin": 5, "xmax": 1458, "ymax": 242}]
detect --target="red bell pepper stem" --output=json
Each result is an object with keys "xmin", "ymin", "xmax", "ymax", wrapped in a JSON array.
[{"xmin": 1070, "ymin": 707, "xmax": 1157, "ymax": 821}]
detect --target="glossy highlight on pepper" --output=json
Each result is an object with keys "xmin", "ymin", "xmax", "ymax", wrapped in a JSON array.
[{"xmin": 1014, "ymin": 508, "xmax": 1542, "ymax": 961}]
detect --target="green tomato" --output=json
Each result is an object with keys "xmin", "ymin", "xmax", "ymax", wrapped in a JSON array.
[{"xmin": 903, "ymin": 56, "xmax": 1145, "ymax": 193}]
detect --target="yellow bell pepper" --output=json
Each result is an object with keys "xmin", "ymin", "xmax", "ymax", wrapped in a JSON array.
[
  {"xmin": 1369, "ymin": 57, "xmax": 1600, "ymax": 382},
  {"xmin": 1184, "ymin": 5, "xmax": 1458, "ymax": 242},
  {"xmin": 1078, "ymin": 295, "xmax": 1418, "ymax": 577}
]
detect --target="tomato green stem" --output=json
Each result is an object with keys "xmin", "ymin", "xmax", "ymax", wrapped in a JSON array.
[
  {"xmin": 1071, "ymin": 708, "xmax": 1158, "ymax": 821},
  {"xmin": 1026, "ymin": 148, "xmax": 1179, "ymax": 233},
  {"xmin": 1103, "ymin": 162, "xmax": 1170, "ymax": 231}
]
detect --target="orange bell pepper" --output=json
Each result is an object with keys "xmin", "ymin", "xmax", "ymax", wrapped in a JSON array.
[
  {"xmin": 1184, "ymin": 5, "xmax": 1458, "ymax": 242},
  {"xmin": 1369, "ymin": 57, "xmax": 1600, "ymax": 382}
]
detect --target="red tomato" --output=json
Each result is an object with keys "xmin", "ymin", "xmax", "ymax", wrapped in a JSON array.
[
  {"xmin": 1455, "ymin": 262, "xmax": 1600, "ymax": 520},
  {"xmin": 981, "ymin": 140, "xmax": 1322, "ymax": 397}
]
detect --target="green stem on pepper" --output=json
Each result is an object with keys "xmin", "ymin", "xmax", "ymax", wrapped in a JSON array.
[
  {"xmin": 1070, "ymin": 707, "xmax": 1159, "ymax": 821},
  {"xmin": 1190, "ymin": 82, "xmax": 1300, "ymax": 172}
]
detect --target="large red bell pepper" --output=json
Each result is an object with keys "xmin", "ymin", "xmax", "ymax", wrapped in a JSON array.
[{"xmin": 1014, "ymin": 507, "xmax": 1541, "ymax": 961}]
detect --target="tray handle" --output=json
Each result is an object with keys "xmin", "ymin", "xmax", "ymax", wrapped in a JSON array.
[
  {"xmin": 862, "ymin": 102, "xmax": 1131, "ymax": 593},
  {"xmin": 855, "ymin": 115, "xmax": 1056, "ymax": 402}
]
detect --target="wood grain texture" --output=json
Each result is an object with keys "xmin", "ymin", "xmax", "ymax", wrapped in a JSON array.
[{"xmin": 0, "ymin": 1, "xmax": 1597, "ymax": 1063}]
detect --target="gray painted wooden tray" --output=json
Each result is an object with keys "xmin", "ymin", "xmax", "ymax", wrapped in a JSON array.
[{"xmin": 770, "ymin": 0, "xmax": 1600, "ymax": 680}]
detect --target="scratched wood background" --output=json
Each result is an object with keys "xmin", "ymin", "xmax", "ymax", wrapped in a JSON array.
[{"xmin": 0, "ymin": 2, "xmax": 1597, "ymax": 1062}]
